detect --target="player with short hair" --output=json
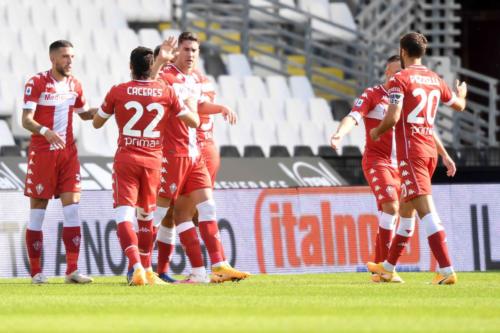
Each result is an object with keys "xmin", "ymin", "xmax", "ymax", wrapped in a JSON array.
[
  {"xmin": 22, "ymin": 40, "xmax": 95, "ymax": 284},
  {"xmin": 331, "ymin": 55, "xmax": 456, "ymax": 283},
  {"xmin": 367, "ymin": 32, "xmax": 467, "ymax": 284},
  {"xmin": 151, "ymin": 32, "xmax": 248, "ymax": 283},
  {"xmin": 93, "ymin": 44, "xmax": 199, "ymax": 286}
]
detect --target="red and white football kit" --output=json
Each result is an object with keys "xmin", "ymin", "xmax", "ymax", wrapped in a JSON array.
[
  {"xmin": 23, "ymin": 70, "xmax": 88, "ymax": 199},
  {"xmin": 98, "ymin": 79, "xmax": 185, "ymax": 213},
  {"xmin": 388, "ymin": 65, "xmax": 456, "ymax": 202},
  {"xmin": 349, "ymin": 85, "xmax": 400, "ymax": 211},
  {"xmin": 196, "ymin": 71, "xmax": 219, "ymax": 186},
  {"xmin": 158, "ymin": 65, "xmax": 212, "ymax": 200}
]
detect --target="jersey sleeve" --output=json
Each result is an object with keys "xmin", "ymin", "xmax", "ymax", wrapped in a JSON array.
[
  {"xmin": 439, "ymin": 77, "xmax": 457, "ymax": 106},
  {"xmin": 166, "ymin": 86, "xmax": 187, "ymax": 117},
  {"xmin": 74, "ymin": 80, "xmax": 90, "ymax": 113},
  {"xmin": 97, "ymin": 87, "xmax": 116, "ymax": 119},
  {"xmin": 199, "ymin": 76, "xmax": 216, "ymax": 103},
  {"xmin": 22, "ymin": 76, "xmax": 43, "ymax": 111},
  {"xmin": 348, "ymin": 89, "xmax": 374, "ymax": 124},
  {"xmin": 387, "ymin": 73, "xmax": 406, "ymax": 106}
]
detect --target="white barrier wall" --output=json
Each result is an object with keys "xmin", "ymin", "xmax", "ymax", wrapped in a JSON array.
[{"xmin": 1, "ymin": 185, "xmax": 499, "ymax": 278}]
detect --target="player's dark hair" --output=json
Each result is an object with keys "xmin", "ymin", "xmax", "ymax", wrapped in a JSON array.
[
  {"xmin": 386, "ymin": 55, "xmax": 400, "ymax": 64},
  {"xmin": 130, "ymin": 46, "xmax": 154, "ymax": 80},
  {"xmin": 153, "ymin": 45, "xmax": 161, "ymax": 60},
  {"xmin": 400, "ymin": 32, "xmax": 427, "ymax": 58},
  {"xmin": 49, "ymin": 40, "xmax": 73, "ymax": 53},
  {"xmin": 178, "ymin": 31, "xmax": 199, "ymax": 45}
]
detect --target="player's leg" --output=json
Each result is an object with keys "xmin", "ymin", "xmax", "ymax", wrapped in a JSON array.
[
  {"xmin": 113, "ymin": 163, "xmax": 146, "ymax": 286},
  {"xmin": 26, "ymin": 198, "xmax": 48, "ymax": 283},
  {"xmin": 172, "ymin": 194, "xmax": 207, "ymax": 283},
  {"xmin": 24, "ymin": 149, "xmax": 56, "ymax": 284}
]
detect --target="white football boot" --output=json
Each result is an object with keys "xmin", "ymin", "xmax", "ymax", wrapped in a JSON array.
[
  {"xmin": 31, "ymin": 273, "xmax": 48, "ymax": 284},
  {"xmin": 65, "ymin": 270, "xmax": 94, "ymax": 284}
]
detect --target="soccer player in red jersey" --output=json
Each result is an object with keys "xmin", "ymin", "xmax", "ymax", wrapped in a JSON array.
[
  {"xmin": 331, "ymin": 55, "xmax": 456, "ymax": 283},
  {"xmin": 151, "ymin": 32, "xmax": 248, "ymax": 283},
  {"xmin": 22, "ymin": 40, "xmax": 95, "ymax": 284},
  {"xmin": 367, "ymin": 32, "xmax": 467, "ymax": 284},
  {"xmin": 93, "ymin": 45, "xmax": 199, "ymax": 286}
]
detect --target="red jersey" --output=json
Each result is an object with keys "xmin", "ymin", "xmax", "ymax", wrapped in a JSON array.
[
  {"xmin": 23, "ymin": 70, "xmax": 88, "ymax": 151},
  {"xmin": 195, "ymin": 70, "xmax": 217, "ymax": 143},
  {"xmin": 388, "ymin": 64, "xmax": 456, "ymax": 159},
  {"xmin": 159, "ymin": 65, "xmax": 207, "ymax": 157},
  {"xmin": 98, "ymin": 79, "xmax": 184, "ymax": 170},
  {"xmin": 349, "ymin": 85, "xmax": 396, "ymax": 167}
]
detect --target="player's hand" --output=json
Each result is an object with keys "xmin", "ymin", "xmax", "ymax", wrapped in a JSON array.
[
  {"xmin": 330, "ymin": 133, "xmax": 342, "ymax": 150},
  {"xmin": 369, "ymin": 128, "xmax": 380, "ymax": 141},
  {"xmin": 158, "ymin": 36, "xmax": 178, "ymax": 63},
  {"xmin": 44, "ymin": 129, "xmax": 65, "ymax": 150},
  {"xmin": 184, "ymin": 97, "xmax": 198, "ymax": 113},
  {"xmin": 442, "ymin": 154, "xmax": 456, "ymax": 177},
  {"xmin": 221, "ymin": 106, "xmax": 237, "ymax": 125},
  {"xmin": 455, "ymin": 79, "xmax": 467, "ymax": 99}
]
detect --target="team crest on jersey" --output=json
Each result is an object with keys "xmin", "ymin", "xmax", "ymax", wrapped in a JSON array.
[
  {"xmin": 169, "ymin": 183, "xmax": 177, "ymax": 194},
  {"xmin": 36, "ymin": 184, "xmax": 44, "ymax": 194}
]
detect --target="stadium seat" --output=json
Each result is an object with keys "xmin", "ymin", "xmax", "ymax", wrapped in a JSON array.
[
  {"xmin": 0, "ymin": 76, "xmax": 19, "ymax": 116},
  {"xmin": 249, "ymin": 0, "xmax": 279, "ymax": 22},
  {"xmin": 252, "ymin": 55, "xmax": 281, "ymax": 77},
  {"xmin": 243, "ymin": 76, "xmax": 268, "ymax": 99},
  {"xmin": 300, "ymin": 121, "xmax": 324, "ymax": 154},
  {"xmin": 279, "ymin": 0, "xmax": 307, "ymax": 23},
  {"xmin": 199, "ymin": 44, "xmax": 227, "ymax": 77},
  {"xmin": 118, "ymin": 0, "xmax": 143, "ymax": 21},
  {"xmin": 213, "ymin": 116, "xmax": 230, "ymax": 146},
  {"xmin": 285, "ymin": 98, "xmax": 309, "ymax": 125},
  {"xmin": 266, "ymin": 76, "xmax": 291, "ymax": 101},
  {"xmin": 0, "ymin": 145, "xmax": 22, "ymax": 157},
  {"xmin": 138, "ymin": 28, "xmax": 162, "ymax": 48},
  {"xmin": 228, "ymin": 122, "xmax": 253, "ymax": 155},
  {"xmin": 0, "ymin": 29, "xmax": 19, "ymax": 57},
  {"xmin": 101, "ymin": 2, "xmax": 128, "ymax": 29},
  {"xmin": 252, "ymin": 120, "xmax": 277, "ymax": 156},
  {"xmin": 261, "ymin": 98, "xmax": 286, "ymax": 123},
  {"xmin": 79, "ymin": 4, "xmax": 103, "ymax": 28},
  {"xmin": 5, "ymin": 3, "xmax": 31, "ymax": 30},
  {"xmin": 68, "ymin": 30, "xmax": 94, "ymax": 56},
  {"xmin": 162, "ymin": 29, "xmax": 182, "ymax": 40},
  {"xmin": 43, "ymin": 28, "xmax": 70, "ymax": 48},
  {"xmin": 318, "ymin": 145, "xmax": 338, "ymax": 158},
  {"xmin": 289, "ymin": 76, "xmax": 315, "ymax": 102},
  {"xmin": 19, "ymin": 28, "xmax": 46, "ymax": 58},
  {"xmin": 0, "ymin": 120, "xmax": 16, "ymax": 149},
  {"xmin": 244, "ymin": 145, "xmax": 265, "ymax": 158},
  {"xmin": 83, "ymin": 53, "xmax": 111, "ymax": 77},
  {"xmin": 277, "ymin": 122, "xmax": 300, "ymax": 153},
  {"xmin": 77, "ymin": 121, "xmax": 114, "ymax": 156},
  {"xmin": 218, "ymin": 76, "xmax": 245, "ymax": 100},
  {"xmin": 30, "ymin": 3, "xmax": 55, "ymax": 31},
  {"xmin": 138, "ymin": 0, "xmax": 172, "ymax": 21},
  {"xmin": 309, "ymin": 98, "xmax": 333, "ymax": 126},
  {"xmin": 54, "ymin": 4, "xmax": 80, "ymax": 30},
  {"xmin": 216, "ymin": 97, "xmax": 237, "ymax": 114},
  {"xmin": 237, "ymin": 98, "xmax": 262, "ymax": 123},
  {"xmin": 330, "ymin": 99, "xmax": 351, "ymax": 120},
  {"xmin": 92, "ymin": 29, "xmax": 118, "ymax": 59},
  {"xmin": 116, "ymin": 28, "xmax": 140, "ymax": 54},
  {"xmin": 328, "ymin": 3, "xmax": 357, "ymax": 42},
  {"xmin": 346, "ymin": 120, "xmax": 366, "ymax": 153},
  {"xmin": 226, "ymin": 54, "xmax": 253, "ymax": 79},
  {"xmin": 270, "ymin": 145, "xmax": 291, "ymax": 157},
  {"xmin": 294, "ymin": 145, "xmax": 315, "ymax": 157},
  {"xmin": 10, "ymin": 53, "xmax": 36, "ymax": 80},
  {"xmin": 342, "ymin": 145, "xmax": 362, "ymax": 157},
  {"xmin": 220, "ymin": 145, "xmax": 241, "ymax": 158}
]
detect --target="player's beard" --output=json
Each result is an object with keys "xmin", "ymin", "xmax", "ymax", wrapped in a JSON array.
[
  {"xmin": 56, "ymin": 64, "xmax": 71, "ymax": 77},
  {"xmin": 399, "ymin": 49, "xmax": 405, "ymax": 69}
]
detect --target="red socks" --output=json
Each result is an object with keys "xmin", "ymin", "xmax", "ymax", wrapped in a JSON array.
[
  {"xmin": 157, "ymin": 241, "xmax": 175, "ymax": 274},
  {"xmin": 178, "ymin": 223, "xmax": 204, "ymax": 268},
  {"xmin": 62, "ymin": 226, "xmax": 81, "ymax": 275},
  {"xmin": 137, "ymin": 219, "xmax": 154, "ymax": 268},
  {"xmin": 26, "ymin": 229, "xmax": 43, "ymax": 277},
  {"xmin": 117, "ymin": 221, "xmax": 140, "ymax": 268},
  {"xmin": 427, "ymin": 230, "xmax": 451, "ymax": 268},
  {"xmin": 198, "ymin": 220, "xmax": 224, "ymax": 265}
]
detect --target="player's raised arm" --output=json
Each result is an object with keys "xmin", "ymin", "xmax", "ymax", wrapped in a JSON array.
[
  {"xmin": 150, "ymin": 36, "xmax": 178, "ymax": 79},
  {"xmin": 433, "ymin": 132, "xmax": 456, "ymax": 177},
  {"xmin": 198, "ymin": 102, "xmax": 237, "ymax": 125}
]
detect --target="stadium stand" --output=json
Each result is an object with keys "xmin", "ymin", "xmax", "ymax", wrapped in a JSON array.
[{"xmin": 0, "ymin": 0, "xmax": 498, "ymax": 184}]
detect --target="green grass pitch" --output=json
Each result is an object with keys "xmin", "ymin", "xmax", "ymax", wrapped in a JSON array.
[{"xmin": 0, "ymin": 272, "xmax": 499, "ymax": 333}]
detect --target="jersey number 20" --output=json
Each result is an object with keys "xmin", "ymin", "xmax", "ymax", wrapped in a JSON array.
[{"xmin": 407, "ymin": 88, "xmax": 440, "ymax": 125}]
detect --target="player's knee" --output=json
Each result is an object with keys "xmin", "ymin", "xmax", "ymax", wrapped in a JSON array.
[
  {"xmin": 421, "ymin": 212, "xmax": 444, "ymax": 237},
  {"xmin": 136, "ymin": 207, "xmax": 154, "ymax": 221},
  {"xmin": 381, "ymin": 201, "xmax": 399, "ymax": 215},
  {"xmin": 196, "ymin": 199, "xmax": 216, "ymax": 222},
  {"xmin": 115, "ymin": 206, "xmax": 135, "ymax": 224},
  {"xmin": 396, "ymin": 216, "xmax": 416, "ymax": 237},
  {"xmin": 63, "ymin": 203, "xmax": 80, "ymax": 227}
]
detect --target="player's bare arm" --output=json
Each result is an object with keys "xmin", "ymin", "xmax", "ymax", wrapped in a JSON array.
[
  {"xmin": 178, "ymin": 97, "xmax": 200, "ymax": 128},
  {"xmin": 92, "ymin": 111, "xmax": 108, "ymax": 129},
  {"xmin": 22, "ymin": 109, "xmax": 65, "ymax": 149},
  {"xmin": 330, "ymin": 115, "xmax": 357, "ymax": 149},
  {"xmin": 433, "ymin": 132, "xmax": 456, "ymax": 177},
  {"xmin": 77, "ymin": 107, "xmax": 98, "ymax": 121},
  {"xmin": 198, "ymin": 102, "xmax": 237, "ymax": 125},
  {"xmin": 150, "ymin": 36, "xmax": 178, "ymax": 79},
  {"xmin": 450, "ymin": 79, "xmax": 467, "ymax": 112},
  {"xmin": 370, "ymin": 103, "xmax": 402, "ymax": 141}
]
